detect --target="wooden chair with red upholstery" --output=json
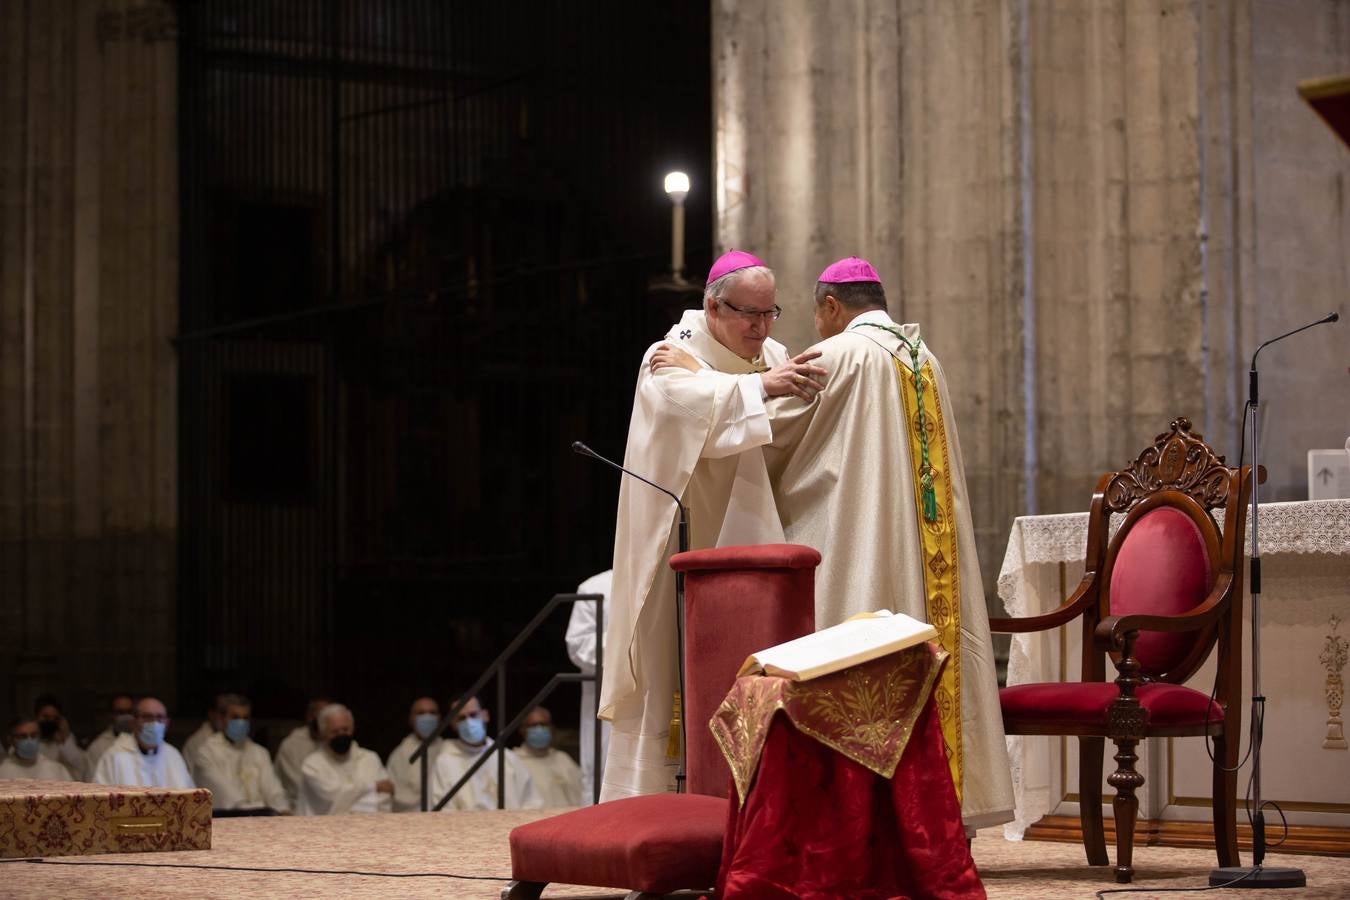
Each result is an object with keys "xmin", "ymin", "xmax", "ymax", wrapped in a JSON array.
[
  {"xmin": 503, "ymin": 543, "xmax": 819, "ymax": 900},
  {"xmin": 988, "ymin": 418, "xmax": 1260, "ymax": 884}
]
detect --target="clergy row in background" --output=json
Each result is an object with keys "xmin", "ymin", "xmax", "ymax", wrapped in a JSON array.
[{"xmin": 1, "ymin": 691, "xmax": 582, "ymax": 815}]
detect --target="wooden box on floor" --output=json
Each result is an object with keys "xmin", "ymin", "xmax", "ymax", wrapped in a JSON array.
[{"xmin": 0, "ymin": 780, "xmax": 212, "ymax": 858}]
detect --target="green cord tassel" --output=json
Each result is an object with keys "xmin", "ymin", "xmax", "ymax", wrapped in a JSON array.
[{"xmin": 856, "ymin": 321, "xmax": 939, "ymax": 523}]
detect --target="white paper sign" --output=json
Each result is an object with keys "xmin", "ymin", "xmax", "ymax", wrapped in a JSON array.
[{"xmin": 1307, "ymin": 448, "xmax": 1350, "ymax": 500}]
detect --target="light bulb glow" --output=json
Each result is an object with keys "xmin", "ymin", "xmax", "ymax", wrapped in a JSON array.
[{"xmin": 664, "ymin": 171, "xmax": 690, "ymax": 196}]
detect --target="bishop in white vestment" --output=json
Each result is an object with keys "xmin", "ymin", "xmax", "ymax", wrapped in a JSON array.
[
  {"xmin": 598, "ymin": 250, "xmax": 826, "ymax": 801},
  {"xmin": 761, "ymin": 258, "xmax": 1014, "ymax": 829}
]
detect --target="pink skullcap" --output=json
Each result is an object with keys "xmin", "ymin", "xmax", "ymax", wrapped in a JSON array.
[
  {"xmin": 817, "ymin": 256, "xmax": 881, "ymax": 284},
  {"xmin": 706, "ymin": 249, "xmax": 767, "ymax": 285}
]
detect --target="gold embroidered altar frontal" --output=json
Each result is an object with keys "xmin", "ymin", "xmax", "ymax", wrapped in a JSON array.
[
  {"xmin": 711, "ymin": 644, "xmax": 946, "ymax": 806},
  {"xmin": 0, "ymin": 780, "xmax": 212, "ymax": 858}
]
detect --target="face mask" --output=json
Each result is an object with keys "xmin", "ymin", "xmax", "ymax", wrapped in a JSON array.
[
  {"xmin": 139, "ymin": 721, "xmax": 166, "ymax": 748},
  {"xmin": 457, "ymin": 716, "xmax": 486, "ymax": 745},
  {"xmin": 329, "ymin": 734, "xmax": 353, "ymax": 755},
  {"xmin": 38, "ymin": 720, "xmax": 58, "ymax": 739},
  {"xmin": 225, "ymin": 718, "xmax": 250, "ymax": 744},
  {"xmin": 112, "ymin": 713, "xmax": 135, "ymax": 735},
  {"xmin": 15, "ymin": 737, "xmax": 40, "ymax": 761},
  {"xmin": 524, "ymin": 725, "xmax": 552, "ymax": 750},
  {"xmin": 414, "ymin": 713, "xmax": 439, "ymax": 740}
]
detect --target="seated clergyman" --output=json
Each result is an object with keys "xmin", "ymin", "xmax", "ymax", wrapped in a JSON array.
[
  {"xmin": 297, "ymin": 703, "xmax": 393, "ymax": 815},
  {"xmin": 194, "ymin": 693, "xmax": 291, "ymax": 813},
  {"xmin": 0, "ymin": 715, "xmax": 75, "ymax": 781},
  {"xmin": 93, "ymin": 697, "xmax": 194, "ymax": 789}
]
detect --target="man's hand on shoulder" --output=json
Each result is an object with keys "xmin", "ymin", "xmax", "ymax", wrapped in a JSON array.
[
  {"xmin": 650, "ymin": 343, "xmax": 700, "ymax": 373},
  {"xmin": 761, "ymin": 350, "xmax": 827, "ymax": 402}
]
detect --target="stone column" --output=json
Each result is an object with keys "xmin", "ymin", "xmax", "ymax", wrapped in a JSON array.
[
  {"xmin": 713, "ymin": 0, "xmax": 1350, "ymax": 602},
  {"xmin": 0, "ymin": 0, "xmax": 178, "ymax": 729}
]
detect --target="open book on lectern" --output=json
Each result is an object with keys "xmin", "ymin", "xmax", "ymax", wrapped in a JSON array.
[{"xmin": 739, "ymin": 610, "xmax": 939, "ymax": 682}]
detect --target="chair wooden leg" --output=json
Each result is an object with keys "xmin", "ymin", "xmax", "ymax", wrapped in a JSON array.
[
  {"xmin": 1078, "ymin": 736, "xmax": 1109, "ymax": 866},
  {"xmin": 1108, "ymin": 736, "xmax": 1145, "ymax": 884},
  {"xmin": 501, "ymin": 881, "xmax": 546, "ymax": 900},
  {"xmin": 1212, "ymin": 732, "xmax": 1240, "ymax": 868}
]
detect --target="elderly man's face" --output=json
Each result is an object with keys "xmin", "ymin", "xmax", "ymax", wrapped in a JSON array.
[
  {"xmin": 321, "ymin": 710, "xmax": 354, "ymax": 740},
  {"xmin": 706, "ymin": 272, "xmax": 777, "ymax": 360}
]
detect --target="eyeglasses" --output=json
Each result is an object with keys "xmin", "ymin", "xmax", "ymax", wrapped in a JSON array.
[{"xmin": 719, "ymin": 299, "xmax": 782, "ymax": 321}]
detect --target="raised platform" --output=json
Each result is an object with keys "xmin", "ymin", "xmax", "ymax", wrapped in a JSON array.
[
  {"xmin": 1, "ymin": 808, "xmax": 1346, "ymax": 899},
  {"xmin": 0, "ymin": 779, "xmax": 211, "ymax": 859}
]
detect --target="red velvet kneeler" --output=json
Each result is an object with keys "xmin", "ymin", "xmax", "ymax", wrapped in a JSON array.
[{"xmin": 717, "ymin": 696, "xmax": 986, "ymax": 900}]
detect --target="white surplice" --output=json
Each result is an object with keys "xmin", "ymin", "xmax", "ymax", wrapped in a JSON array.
[
  {"xmin": 92, "ymin": 734, "xmax": 194, "ymax": 789},
  {"xmin": 564, "ymin": 568, "xmax": 612, "ymax": 805},
  {"xmin": 0, "ymin": 754, "xmax": 73, "ymax": 781},
  {"xmin": 181, "ymin": 721, "xmax": 216, "ymax": 778},
  {"xmin": 194, "ymin": 732, "xmax": 290, "ymax": 812},
  {"xmin": 274, "ymin": 724, "xmax": 321, "ymax": 807},
  {"xmin": 386, "ymin": 732, "xmax": 444, "ymax": 812},
  {"xmin": 296, "ymin": 743, "xmax": 390, "ymax": 815},
  {"xmin": 511, "ymin": 746, "xmax": 582, "ymax": 807},
  {"xmin": 39, "ymin": 735, "xmax": 88, "ymax": 782},
  {"xmin": 599, "ymin": 310, "xmax": 787, "ymax": 801},
  {"xmin": 428, "ymin": 738, "xmax": 542, "ymax": 811}
]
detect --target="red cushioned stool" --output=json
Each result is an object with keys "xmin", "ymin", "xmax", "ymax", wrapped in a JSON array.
[{"xmin": 504, "ymin": 544, "xmax": 819, "ymax": 899}]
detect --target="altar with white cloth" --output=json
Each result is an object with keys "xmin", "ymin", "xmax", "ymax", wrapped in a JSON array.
[{"xmin": 998, "ymin": 498, "xmax": 1350, "ymax": 851}]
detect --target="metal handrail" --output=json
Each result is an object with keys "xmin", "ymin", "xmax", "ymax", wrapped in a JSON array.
[{"xmin": 410, "ymin": 592, "xmax": 603, "ymax": 811}]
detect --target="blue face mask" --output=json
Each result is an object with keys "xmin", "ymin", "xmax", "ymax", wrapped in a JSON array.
[
  {"xmin": 414, "ymin": 713, "xmax": 439, "ymax": 740},
  {"xmin": 15, "ymin": 737, "xmax": 40, "ymax": 761},
  {"xmin": 524, "ymin": 724, "xmax": 552, "ymax": 750},
  {"xmin": 225, "ymin": 718, "xmax": 250, "ymax": 744},
  {"xmin": 139, "ymin": 721, "xmax": 165, "ymax": 748},
  {"xmin": 457, "ymin": 716, "xmax": 486, "ymax": 745}
]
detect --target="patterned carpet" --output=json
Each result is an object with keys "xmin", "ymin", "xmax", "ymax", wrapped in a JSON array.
[{"xmin": 2, "ymin": 809, "xmax": 1346, "ymax": 899}]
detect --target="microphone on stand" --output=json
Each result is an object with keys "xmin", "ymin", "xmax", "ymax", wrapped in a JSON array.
[
  {"xmin": 572, "ymin": 441, "xmax": 691, "ymax": 793},
  {"xmin": 1212, "ymin": 310, "xmax": 1337, "ymax": 890}
]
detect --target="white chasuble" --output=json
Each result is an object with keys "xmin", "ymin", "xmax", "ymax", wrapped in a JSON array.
[
  {"xmin": 598, "ymin": 309, "xmax": 787, "ymax": 801},
  {"xmin": 762, "ymin": 309, "xmax": 1014, "ymax": 829}
]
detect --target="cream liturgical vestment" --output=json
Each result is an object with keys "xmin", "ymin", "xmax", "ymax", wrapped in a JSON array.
[
  {"xmin": 297, "ymin": 743, "xmax": 391, "ymax": 815},
  {"xmin": 194, "ymin": 732, "xmax": 291, "ymax": 812},
  {"xmin": 512, "ymin": 746, "xmax": 583, "ymax": 807},
  {"xmin": 93, "ymin": 734, "xmax": 194, "ymax": 789},
  {"xmin": 428, "ymin": 739, "xmax": 543, "ymax": 810},
  {"xmin": 275, "ymin": 724, "xmax": 321, "ymax": 807},
  {"xmin": 599, "ymin": 309, "xmax": 787, "ymax": 801},
  {"xmin": 386, "ymin": 733, "xmax": 444, "ymax": 812},
  {"xmin": 762, "ymin": 309, "xmax": 1014, "ymax": 829},
  {"xmin": 0, "ymin": 753, "xmax": 73, "ymax": 781},
  {"xmin": 565, "ymin": 568, "xmax": 612, "ymax": 805}
]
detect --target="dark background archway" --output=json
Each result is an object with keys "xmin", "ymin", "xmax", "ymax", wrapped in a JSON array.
[{"xmin": 176, "ymin": 0, "xmax": 712, "ymax": 755}]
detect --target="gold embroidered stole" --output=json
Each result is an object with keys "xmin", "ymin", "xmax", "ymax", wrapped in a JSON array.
[{"xmin": 894, "ymin": 357, "xmax": 963, "ymax": 803}]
